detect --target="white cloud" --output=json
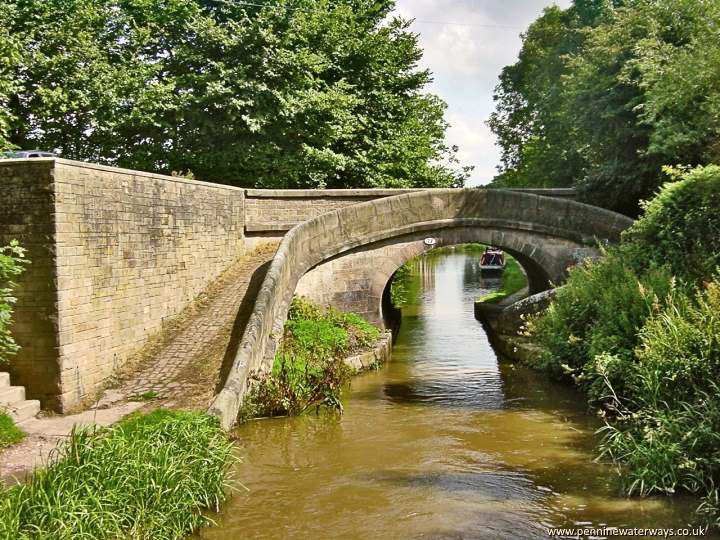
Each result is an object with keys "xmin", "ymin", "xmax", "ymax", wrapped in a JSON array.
[{"xmin": 394, "ymin": 0, "xmax": 572, "ymax": 186}]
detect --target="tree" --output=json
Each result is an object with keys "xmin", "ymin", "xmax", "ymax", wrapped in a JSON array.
[
  {"xmin": 489, "ymin": 0, "xmax": 720, "ymax": 216},
  {"xmin": 3, "ymin": 0, "xmax": 470, "ymax": 188},
  {"xmin": 487, "ymin": 2, "xmax": 614, "ymax": 189}
]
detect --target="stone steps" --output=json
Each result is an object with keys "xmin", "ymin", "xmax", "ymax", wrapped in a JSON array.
[{"xmin": 0, "ymin": 372, "xmax": 40, "ymax": 424}]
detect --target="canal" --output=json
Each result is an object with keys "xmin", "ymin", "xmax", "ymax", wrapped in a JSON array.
[{"xmin": 200, "ymin": 248, "xmax": 705, "ymax": 539}]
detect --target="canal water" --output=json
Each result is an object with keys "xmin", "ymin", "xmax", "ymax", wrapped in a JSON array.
[{"xmin": 200, "ymin": 249, "xmax": 706, "ymax": 539}]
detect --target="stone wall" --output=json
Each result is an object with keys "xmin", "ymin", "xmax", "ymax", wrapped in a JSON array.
[
  {"xmin": 0, "ymin": 159, "xmax": 245, "ymax": 411},
  {"xmin": 209, "ymin": 188, "xmax": 632, "ymax": 429},
  {"xmin": 0, "ymin": 160, "xmax": 60, "ymax": 405},
  {"xmin": 242, "ymin": 187, "xmax": 577, "ymax": 248}
]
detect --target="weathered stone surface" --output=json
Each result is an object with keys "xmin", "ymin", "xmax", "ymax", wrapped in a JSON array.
[
  {"xmin": 242, "ymin": 187, "xmax": 578, "ymax": 235},
  {"xmin": 0, "ymin": 159, "xmax": 246, "ymax": 411},
  {"xmin": 344, "ymin": 332, "xmax": 392, "ymax": 371}
]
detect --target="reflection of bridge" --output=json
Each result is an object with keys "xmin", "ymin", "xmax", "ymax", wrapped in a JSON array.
[
  {"xmin": 210, "ymin": 188, "xmax": 633, "ymax": 428},
  {"xmin": 0, "ymin": 159, "xmax": 632, "ymax": 417}
]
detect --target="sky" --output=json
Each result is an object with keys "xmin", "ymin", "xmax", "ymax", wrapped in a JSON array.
[{"xmin": 394, "ymin": 0, "xmax": 572, "ymax": 186}]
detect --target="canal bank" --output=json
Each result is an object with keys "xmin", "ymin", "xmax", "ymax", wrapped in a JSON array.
[{"xmin": 199, "ymin": 249, "xmax": 706, "ymax": 539}]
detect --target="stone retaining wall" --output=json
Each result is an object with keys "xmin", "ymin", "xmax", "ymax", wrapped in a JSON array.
[
  {"xmin": 0, "ymin": 159, "xmax": 245, "ymax": 410},
  {"xmin": 344, "ymin": 333, "xmax": 392, "ymax": 371}
]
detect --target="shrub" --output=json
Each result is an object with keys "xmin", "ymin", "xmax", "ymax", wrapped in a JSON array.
[
  {"xmin": 533, "ymin": 247, "xmax": 675, "ymax": 407},
  {"xmin": 0, "ymin": 241, "xmax": 28, "ymax": 364},
  {"xmin": 241, "ymin": 297, "xmax": 379, "ymax": 419},
  {"xmin": 598, "ymin": 280, "xmax": 720, "ymax": 501},
  {"xmin": 0, "ymin": 410, "xmax": 234, "ymax": 540},
  {"xmin": 390, "ymin": 262, "xmax": 413, "ymax": 309},
  {"xmin": 623, "ymin": 165, "xmax": 720, "ymax": 283}
]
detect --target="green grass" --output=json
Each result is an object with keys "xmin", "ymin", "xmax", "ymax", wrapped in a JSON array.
[
  {"xmin": 476, "ymin": 255, "xmax": 527, "ymax": 304},
  {"xmin": 0, "ymin": 412, "xmax": 24, "ymax": 449},
  {"xmin": 527, "ymin": 166, "xmax": 720, "ymax": 524},
  {"xmin": 0, "ymin": 410, "xmax": 234, "ymax": 540}
]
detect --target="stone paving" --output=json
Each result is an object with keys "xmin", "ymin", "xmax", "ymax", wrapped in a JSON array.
[{"xmin": 97, "ymin": 242, "xmax": 278, "ymax": 410}]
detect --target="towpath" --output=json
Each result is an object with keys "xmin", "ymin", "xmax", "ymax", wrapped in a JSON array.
[{"xmin": 0, "ymin": 242, "xmax": 278, "ymax": 483}]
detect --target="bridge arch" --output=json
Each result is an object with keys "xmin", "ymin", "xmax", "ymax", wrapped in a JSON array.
[
  {"xmin": 294, "ymin": 226, "xmax": 588, "ymax": 327},
  {"xmin": 209, "ymin": 188, "xmax": 633, "ymax": 428}
]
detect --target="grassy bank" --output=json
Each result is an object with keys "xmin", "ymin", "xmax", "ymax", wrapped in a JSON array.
[
  {"xmin": 529, "ymin": 165, "xmax": 720, "ymax": 525},
  {"xmin": 476, "ymin": 254, "xmax": 527, "ymax": 304},
  {"xmin": 242, "ymin": 297, "xmax": 381, "ymax": 418},
  {"xmin": 0, "ymin": 412, "xmax": 24, "ymax": 449},
  {"xmin": 0, "ymin": 410, "xmax": 233, "ymax": 539}
]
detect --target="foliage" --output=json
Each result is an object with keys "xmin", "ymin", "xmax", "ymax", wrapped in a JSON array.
[
  {"xmin": 598, "ymin": 281, "xmax": 720, "ymax": 505},
  {"xmin": 622, "ymin": 165, "xmax": 720, "ymax": 283},
  {"xmin": 487, "ymin": 3, "xmax": 596, "ymax": 189},
  {"xmin": 476, "ymin": 254, "xmax": 527, "ymax": 305},
  {"xmin": 3, "ymin": 0, "xmax": 470, "ymax": 189},
  {"xmin": 390, "ymin": 262, "xmax": 413, "ymax": 309},
  {"xmin": 0, "ymin": 410, "xmax": 233, "ymax": 539},
  {"xmin": 0, "ymin": 4, "xmax": 21, "ymax": 150},
  {"xmin": 241, "ymin": 297, "xmax": 379, "ymax": 419},
  {"xmin": 489, "ymin": 0, "xmax": 720, "ymax": 216},
  {"xmin": 0, "ymin": 412, "xmax": 24, "ymax": 449},
  {"xmin": 531, "ymin": 165, "xmax": 720, "ymax": 520},
  {"xmin": 0, "ymin": 241, "xmax": 28, "ymax": 364},
  {"xmin": 532, "ymin": 247, "xmax": 675, "ymax": 405}
]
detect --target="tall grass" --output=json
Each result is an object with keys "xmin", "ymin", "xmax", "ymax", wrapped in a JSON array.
[
  {"xmin": 0, "ymin": 410, "xmax": 234, "ymax": 540},
  {"xmin": 598, "ymin": 281, "xmax": 720, "ymax": 512},
  {"xmin": 0, "ymin": 412, "xmax": 24, "ymax": 449}
]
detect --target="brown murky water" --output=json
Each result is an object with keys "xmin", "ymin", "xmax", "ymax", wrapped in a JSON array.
[{"xmin": 200, "ymin": 250, "xmax": 710, "ymax": 539}]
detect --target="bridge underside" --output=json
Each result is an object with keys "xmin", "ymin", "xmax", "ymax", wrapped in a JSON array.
[{"xmin": 295, "ymin": 226, "xmax": 598, "ymax": 327}]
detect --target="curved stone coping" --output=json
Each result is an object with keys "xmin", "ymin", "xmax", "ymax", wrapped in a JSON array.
[
  {"xmin": 245, "ymin": 188, "xmax": 425, "ymax": 198},
  {"xmin": 208, "ymin": 188, "xmax": 633, "ymax": 429}
]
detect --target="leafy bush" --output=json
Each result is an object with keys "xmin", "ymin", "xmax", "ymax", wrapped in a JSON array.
[
  {"xmin": 0, "ymin": 410, "xmax": 233, "ymax": 539},
  {"xmin": 0, "ymin": 240, "xmax": 28, "ymax": 364},
  {"xmin": 390, "ymin": 263, "xmax": 413, "ymax": 309},
  {"xmin": 533, "ymin": 247, "xmax": 675, "ymax": 406},
  {"xmin": 531, "ymin": 165, "xmax": 720, "ymax": 521},
  {"xmin": 623, "ymin": 165, "xmax": 720, "ymax": 282},
  {"xmin": 241, "ymin": 297, "xmax": 380, "ymax": 419}
]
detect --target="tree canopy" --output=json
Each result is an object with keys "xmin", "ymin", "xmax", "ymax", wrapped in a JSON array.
[
  {"xmin": 1, "ymin": 0, "xmax": 471, "ymax": 188},
  {"xmin": 489, "ymin": 0, "xmax": 720, "ymax": 216}
]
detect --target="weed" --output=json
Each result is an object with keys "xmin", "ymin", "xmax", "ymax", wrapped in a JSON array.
[
  {"xmin": 0, "ymin": 412, "xmax": 24, "ymax": 449},
  {"xmin": 240, "ymin": 297, "xmax": 379, "ymax": 419}
]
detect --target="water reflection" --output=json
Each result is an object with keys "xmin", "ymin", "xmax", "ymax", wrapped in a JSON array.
[{"xmin": 199, "ymin": 248, "xmax": 712, "ymax": 540}]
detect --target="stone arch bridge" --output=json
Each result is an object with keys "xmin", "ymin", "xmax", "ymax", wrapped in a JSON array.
[
  {"xmin": 210, "ymin": 188, "xmax": 633, "ymax": 428},
  {"xmin": 0, "ymin": 159, "xmax": 632, "ymax": 417}
]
